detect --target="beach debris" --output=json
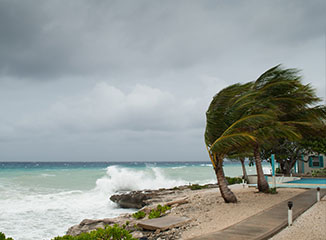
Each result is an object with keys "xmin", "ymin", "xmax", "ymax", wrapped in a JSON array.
[{"xmin": 165, "ymin": 197, "xmax": 189, "ymax": 207}]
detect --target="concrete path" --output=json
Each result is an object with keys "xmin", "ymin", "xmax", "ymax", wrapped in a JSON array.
[{"xmin": 190, "ymin": 189, "xmax": 326, "ymax": 240}]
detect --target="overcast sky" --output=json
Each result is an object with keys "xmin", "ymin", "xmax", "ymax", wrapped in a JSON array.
[{"xmin": 0, "ymin": 0, "xmax": 325, "ymax": 162}]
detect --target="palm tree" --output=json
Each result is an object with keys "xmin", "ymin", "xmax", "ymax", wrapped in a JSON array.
[
  {"xmin": 240, "ymin": 157, "xmax": 249, "ymax": 182},
  {"xmin": 251, "ymin": 65, "xmax": 325, "ymax": 192},
  {"xmin": 205, "ymin": 83, "xmax": 272, "ymax": 202},
  {"xmin": 206, "ymin": 65, "xmax": 325, "ymax": 198},
  {"xmin": 228, "ymin": 152, "xmax": 251, "ymax": 182}
]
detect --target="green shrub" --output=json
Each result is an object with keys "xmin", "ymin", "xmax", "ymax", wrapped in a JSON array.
[
  {"xmin": 148, "ymin": 204, "xmax": 171, "ymax": 219},
  {"xmin": 268, "ymin": 187, "xmax": 278, "ymax": 194},
  {"xmin": 148, "ymin": 209, "xmax": 161, "ymax": 219},
  {"xmin": 226, "ymin": 177, "xmax": 242, "ymax": 185},
  {"xmin": 189, "ymin": 184, "xmax": 208, "ymax": 190},
  {"xmin": 132, "ymin": 210, "xmax": 146, "ymax": 219},
  {"xmin": 312, "ymin": 168, "xmax": 326, "ymax": 177},
  {"xmin": 0, "ymin": 232, "xmax": 14, "ymax": 240},
  {"xmin": 52, "ymin": 224, "xmax": 136, "ymax": 240}
]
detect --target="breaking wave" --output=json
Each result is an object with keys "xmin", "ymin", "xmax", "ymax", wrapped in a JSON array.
[{"xmin": 95, "ymin": 165, "xmax": 187, "ymax": 194}]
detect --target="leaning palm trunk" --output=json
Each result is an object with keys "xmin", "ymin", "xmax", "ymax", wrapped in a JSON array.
[
  {"xmin": 240, "ymin": 157, "xmax": 249, "ymax": 182},
  {"xmin": 213, "ymin": 155, "xmax": 237, "ymax": 203},
  {"xmin": 253, "ymin": 145, "xmax": 269, "ymax": 192}
]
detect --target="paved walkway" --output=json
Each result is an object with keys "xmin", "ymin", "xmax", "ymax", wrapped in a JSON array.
[{"xmin": 190, "ymin": 189, "xmax": 326, "ymax": 240}]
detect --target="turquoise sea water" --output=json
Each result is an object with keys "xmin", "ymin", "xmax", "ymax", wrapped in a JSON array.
[{"xmin": 0, "ymin": 161, "xmax": 260, "ymax": 240}]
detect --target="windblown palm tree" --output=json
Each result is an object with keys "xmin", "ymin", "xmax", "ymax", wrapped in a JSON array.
[
  {"xmin": 206, "ymin": 65, "xmax": 326, "ymax": 200},
  {"xmin": 205, "ymin": 83, "xmax": 272, "ymax": 202}
]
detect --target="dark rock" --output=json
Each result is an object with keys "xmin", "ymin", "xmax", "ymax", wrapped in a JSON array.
[{"xmin": 110, "ymin": 191, "xmax": 152, "ymax": 209}]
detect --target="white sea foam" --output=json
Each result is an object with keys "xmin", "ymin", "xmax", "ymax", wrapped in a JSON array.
[{"xmin": 95, "ymin": 165, "xmax": 187, "ymax": 194}]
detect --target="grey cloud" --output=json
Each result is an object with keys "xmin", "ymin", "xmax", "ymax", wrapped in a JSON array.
[
  {"xmin": 0, "ymin": 0, "xmax": 325, "ymax": 80},
  {"xmin": 16, "ymin": 83, "xmax": 204, "ymax": 133},
  {"xmin": 0, "ymin": 0, "xmax": 325, "ymax": 161}
]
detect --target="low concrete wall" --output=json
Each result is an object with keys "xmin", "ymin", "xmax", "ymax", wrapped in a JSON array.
[{"xmin": 247, "ymin": 175, "xmax": 300, "ymax": 184}]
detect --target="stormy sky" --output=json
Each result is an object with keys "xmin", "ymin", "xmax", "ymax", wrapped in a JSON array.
[{"xmin": 0, "ymin": 0, "xmax": 325, "ymax": 162}]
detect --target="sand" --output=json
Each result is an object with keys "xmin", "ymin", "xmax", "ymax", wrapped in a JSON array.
[
  {"xmin": 167, "ymin": 185, "xmax": 306, "ymax": 239},
  {"xmin": 269, "ymin": 195, "xmax": 326, "ymax": 240}
]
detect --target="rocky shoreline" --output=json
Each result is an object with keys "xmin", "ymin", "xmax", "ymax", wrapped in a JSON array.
[
  {"xmin": 67, "ymin": 184, "xmax": 218, "ymax": 239},
  {"xmin": 66, "ymin": 184, "xmax": 305, "ymax": 240}
]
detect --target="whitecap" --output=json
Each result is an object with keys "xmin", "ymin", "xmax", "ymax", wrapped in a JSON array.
[
  {"xmin": 171, "ymin": 166, "xmax": 186, "ymax": 169},
  {"xmin": 200, "ymin": 164, "xmax": 213, "ymax": 167},
  {"xmin": 40, "ymin": 173, "xmax": 56, "ymax": 177}
]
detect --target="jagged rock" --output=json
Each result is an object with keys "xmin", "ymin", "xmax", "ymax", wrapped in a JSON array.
[
  {"xmin": 109, "ymin": 184, "xmax": 213, "ymax": 209},
  {"xmin": 110, "ymin": 191, "xmax": 153, "ymax": 209}
]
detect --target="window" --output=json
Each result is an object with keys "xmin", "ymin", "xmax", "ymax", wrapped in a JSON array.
[
  {"xmin": 308, "ymin": 155, "xmax": 324, "ymax": 168},
  {"xmin": 311, "ymin": 156, "xmax": 320, "ymax": 167}
]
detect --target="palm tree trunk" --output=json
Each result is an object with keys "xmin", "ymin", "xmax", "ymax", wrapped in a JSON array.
[
  {"xmin": 253, "ymin": 145, "xmax": 269, "ymax": 192},
  {"xmin": 214, "ymin": 157, "xmax": 237, "ymax": 203},
  {"xmin": 240, "ymin": 157, "xmax": 249, "ymax": 182}
]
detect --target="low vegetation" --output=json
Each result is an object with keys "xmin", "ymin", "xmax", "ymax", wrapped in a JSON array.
[
  {"xmin": 0, "ymin": 232, "xmax": 14, "ymax": 240},
  {"xmin": 52, "ymin": 224, "xmax": 136, "ymax": 240},
  {"xmin": 189, "ymin": 179, "xmax": 241, "ymax": 191},
  {"xmin": 148, "ymin": 204, "xmax": 171, "ymax": 219},
  {"xmin": 225, "ymin": 177, "xmax": 242, "ymax": 185},
  {"xmin": 268, "ymin": 187, "xmax": 278, "ymax": 194},
  {"xmin": 312, "ymin": 168, "xmax": 326, "ymax": 177},
  {"xmin": 189, "ymin": 184, "xmax": 209, "ymax": 190},
  {"xmin": 132, "ymin": 204, "xmax": 171, "ymax": 220},
  {"xmin": 132, "ymin": 210, "xmax": 146, "ymax": 219}
]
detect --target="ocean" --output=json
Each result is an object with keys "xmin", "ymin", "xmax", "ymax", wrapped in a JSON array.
[{"xmin": 0, "ymin": 161, "xmax": 262, "ymax": 240}]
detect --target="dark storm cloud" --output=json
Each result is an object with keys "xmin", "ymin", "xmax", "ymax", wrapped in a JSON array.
[{"xmin": 0, "ymin": 0, "xmax": 325, "ymax": 80}]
